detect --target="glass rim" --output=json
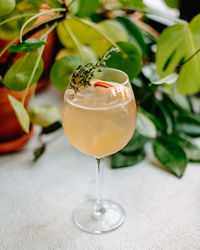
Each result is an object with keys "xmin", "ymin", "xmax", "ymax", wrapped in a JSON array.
[
  {"xmin": 96, "ymin": 67, "xmax": 129, "ymax": 87},
  {"xmin": 69, "ymin": 67, "xmax": 129, "ymax": 90}
]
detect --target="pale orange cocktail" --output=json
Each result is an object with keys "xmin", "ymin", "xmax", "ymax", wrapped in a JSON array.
[{"xmin": 62, "ymin": 80, "xmax": 136, "ymax": 158}]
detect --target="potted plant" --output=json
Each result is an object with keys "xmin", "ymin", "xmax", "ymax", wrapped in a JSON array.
[
  {"xmin": 0, "ymin": 0, "xmax": 200, "ymax": 177},
  {"xmin": 0, "ymin": 0, "xmax": 60, "ymax": 153},
  {"xmin": 0, "ymin": 2, "xmax": 56, "ymax": 89}
]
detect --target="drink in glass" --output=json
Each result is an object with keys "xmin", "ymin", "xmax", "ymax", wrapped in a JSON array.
[{"xmin": 62, "ymin": 67, "xmax": 137, "ymax": 233}]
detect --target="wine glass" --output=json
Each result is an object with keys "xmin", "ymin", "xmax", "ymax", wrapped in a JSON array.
[{"xmin": 62, "ymin": 67, "xmax": 137, "ymax": 234}]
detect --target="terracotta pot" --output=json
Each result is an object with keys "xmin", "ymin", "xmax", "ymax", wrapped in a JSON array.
[
  {"xmin": 41, "ymin": 29, "xmax": 55, "ymax": 74},
  {"xmin": 0, "ymin": 87, "xmax": 32, "ymax": 142},
  {"xmin": 31, "ymin": 29, "xmax": 56, "ymax": 75},
  {"xmin": 0, "ymin": 125, "xmax": 34, "ymax": 154}
]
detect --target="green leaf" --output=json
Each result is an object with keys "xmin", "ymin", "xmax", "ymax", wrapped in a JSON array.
[
  {"xmin": 112, "ymin": 149, "xmax": 145, "ymax": 168},
  {"xmin": 152, "ymin": 73, "xmax": 178, "ymax": 85},
  {"xmin": 0, "ymin": 1, "xmax": 39, "ymax": 39},
  {"xmin": 81, "ymin": 46, "xmax": 98, "ymax": 64},
  {"xmin": 33, "ymin": 143, "xmax": 46, "ymax": 162},
  {"xmin": 118, "ymin": 0, "xmax": 144, "ymax": 8},
  {"xmin": 121, "ymin": 129, "xmax": 149, "ymax": 154},
  {"xmin": 41, "ymin": 121, "xmax": 62, "ymax": 135},
  {"xmin": 106, "ymin": 41, "xmax": 142, "ymax": 81},
  {"xmin": 136, "ymin": 111, "xmax": 157, "ymax": 138},
  {"xmin": 75, "ymin": 0, "xmax": 99, "ymax": 18},
  {"xmin": 56, "ymin": 46, "xmax": 98, "ymax": 64},
  {"xmin": 153, "ymin": 137, "xmax": 187, "ymax": 178},
  {"xmin": 141, "ymin": 109, "xmax": 166, "ymax": 132},
  {"xmin": 98, "ymin": 19, "xmax": 128, "ymax": 43},
  {"xmin": 156, "ymin": 14, "xmax": 200, "ymax": 94},
  {"xmin": 116, "ymin": 16, "xmax": 146, "ymax": 54},
  {"xmin": 76, "ymin": 45, "xmax": 98, "ymax": 64},
  {"xmin": 175, "ymin": 112, "xmax": 200, "ymax": 137},
  {"xmin": 50, "ymin": 55, "xmax": 82, "ymax": 92},
  {"xmin": 156, "ymin": 101, "xmax": 174, "ymax": 134},
  {"xmin": 10, "ymin": 39, "xmax": 46, "ymax": 53},
  {"xmin": 4, "ymin": 53, "xmax": 43, "ymax": 91},
  {"xmin": 8, "ymin": 94, "xmax": 30, "ymax": 133},
  {"xmin": 49, "ymin": 0, "xmax": 63, "ymax": 7},
  {"xmin": 25, "ymin": 0, "xmax": 62, "ymax": 8},
  {"xmin": 28, "ymin": 104, "xmax": 60, "ymax": 128},
  {"xmin": 191, "ymin": 96, "xmax": 200, "ymax": 113},
  {"xmin": 57, "ymin": 18, "xmax": 115, "ymax": 57},
  {"xmin": 172, "ymin": 134, "xmax": 200, "ymax": 162},
  {"xmin": 142, "ymin": 63, "xmax": 159, "ymax": 82},
  {"xmin": 0, "ymin": 0, "xmax": 16, "ymax": 17},
  {"xmin": 164, "ymin": 92, "xmax": 191, "ymax": 112},
  {"xmin": 163, "ymin": 0, "xmax": 178, "ymax": 8}
]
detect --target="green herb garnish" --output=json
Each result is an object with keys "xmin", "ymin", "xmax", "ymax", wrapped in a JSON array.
[{"xmin": 70, "ymin": 47, "xmax": 119, "ymax": 91}]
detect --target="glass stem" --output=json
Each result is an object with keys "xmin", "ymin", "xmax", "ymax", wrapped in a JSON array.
[{"xmin": 94, "ymin": 157, "xmax": 105, "ymax": 217}]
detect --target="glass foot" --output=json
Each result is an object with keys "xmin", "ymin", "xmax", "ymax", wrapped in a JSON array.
[{"xmin": 73, "ymin": 199, "xmax": 125, "ymax": 234}]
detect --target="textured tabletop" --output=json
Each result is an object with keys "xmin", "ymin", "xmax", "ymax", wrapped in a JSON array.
[{"xmin": 0, "ymin": 86, "xmax": 200, "ymax": 250}]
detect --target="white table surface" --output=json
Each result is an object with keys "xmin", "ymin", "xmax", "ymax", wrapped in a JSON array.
[{"xmin": 0, "ymin": 85, "xmax": 200, "ymax": 250}]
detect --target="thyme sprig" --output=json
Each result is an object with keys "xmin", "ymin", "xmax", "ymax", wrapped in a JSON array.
[{"xmin": 70, "ymin": 47, "xmax": 120, "ymax": 91}]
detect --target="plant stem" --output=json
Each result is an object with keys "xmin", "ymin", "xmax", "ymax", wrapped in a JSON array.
[
  {"xmin": 186, "ymin": 96, "xmax": 194, "ymax": 114},
  {"xmin": 176, "ymin": 48, "xmax": 200, "ymax": 72},
  {"xmin": 94, "ymin": 157, "xmax": 105, "ymax": 217},
  {"xmin": 22, "ymin": 15, "xmax": 62, "ymax": 40},
  {"xmin": 0, "ymin": 13, "xmax": 37, "ymax": 26},
  {"xmin": 19, "ymin": 7, "xmax": 66, "ymax": 42},
  {"xmin": 62, "ymin": 21, "xmax": 85, "ymax": 63},
  {"xmin": 27, "ymin": 23, "xmax": 58, "ymax": 103},
  {"xmin": 71, "ymin": 15, "xmax": 120, "ymax": 49},
  {"xmin": 40, "ymin": 21, "xmax": 58, "ymax": 40},
  {"xmin": 21, "ymin": 23, "xmax": 55, "ymax": 104},
  {"xmin": 22, "ymin": 44, "xmax": 44, "ymax": 104},
  {"xmin": 0, "ymin": 37, "xmax": 19, "ymax": 58}
]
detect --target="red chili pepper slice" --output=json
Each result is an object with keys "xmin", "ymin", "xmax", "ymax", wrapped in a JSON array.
[{"xmin": 94, "ymin": 81, "xmax": 114, "ymax": 88}]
